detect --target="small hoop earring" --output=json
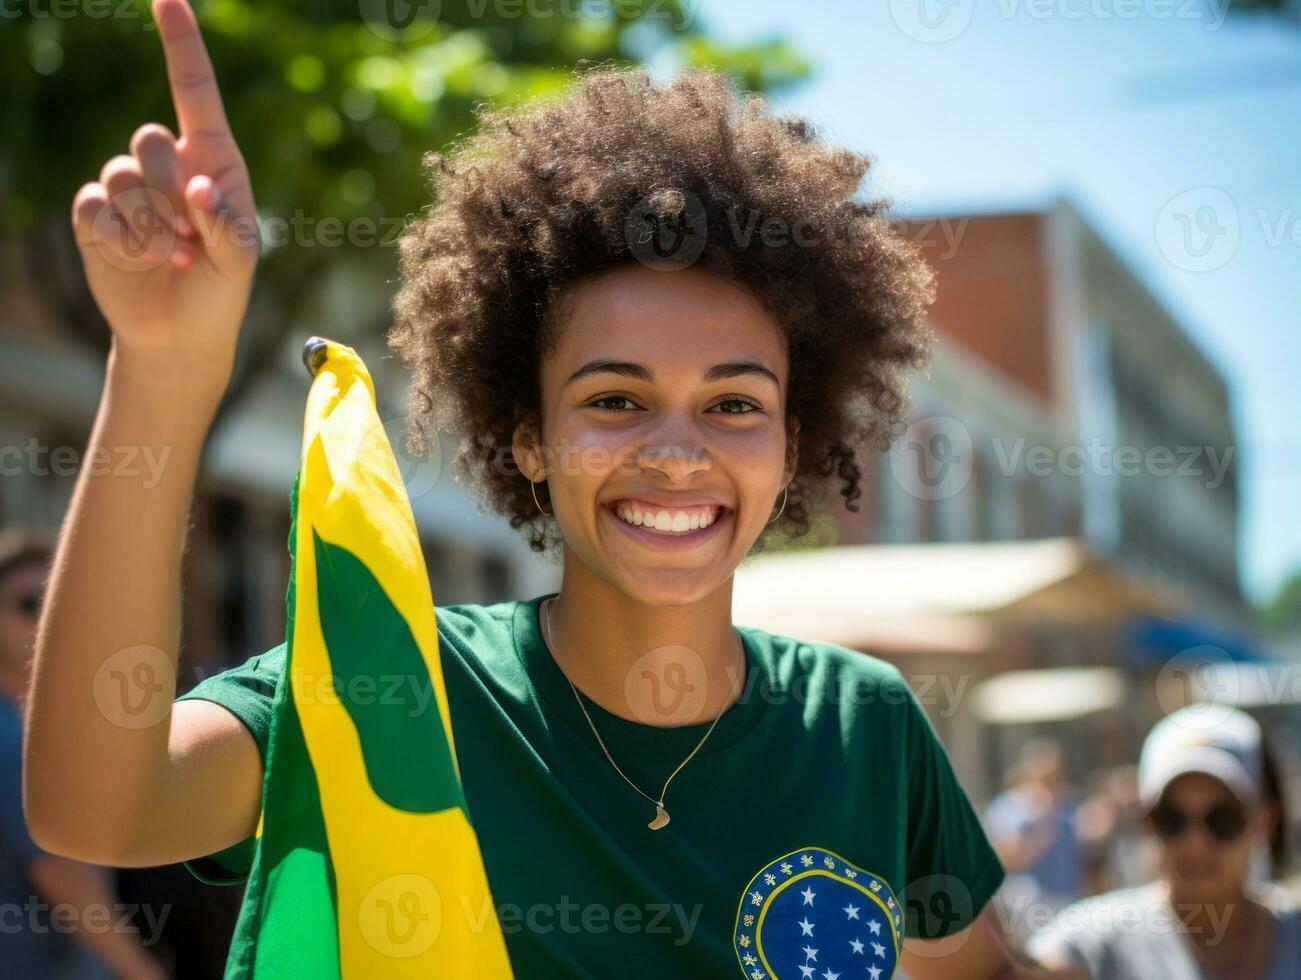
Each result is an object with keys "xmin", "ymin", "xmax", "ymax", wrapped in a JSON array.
[
  {"xmin": 766, "ymin": 486, "xmax": 788, "ymax": 526},
  {"xmin": 530, "ymin": 477, "xmax": 552, "ymax": 517}
]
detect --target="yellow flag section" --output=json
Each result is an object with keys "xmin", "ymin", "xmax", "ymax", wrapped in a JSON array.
[{"xmin": 289, "ymin": 337, "xmax": 513, "ymax": 976}]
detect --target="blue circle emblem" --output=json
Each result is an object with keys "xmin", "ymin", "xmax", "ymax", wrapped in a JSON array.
[{"xmin": 733, "ymin": 847, "xmax": 902, "ymax": 979}]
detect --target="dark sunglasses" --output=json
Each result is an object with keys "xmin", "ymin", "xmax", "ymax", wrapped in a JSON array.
[{"xmin": 1149, "ymin": 801, "xmax": 1247, "ymax": 843}]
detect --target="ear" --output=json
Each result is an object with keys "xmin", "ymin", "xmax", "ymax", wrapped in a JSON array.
[{"xmin": 511, "ymin": 416, "xmax": 545, "ymax": 482}]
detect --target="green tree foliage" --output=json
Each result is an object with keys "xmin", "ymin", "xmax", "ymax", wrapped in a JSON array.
[{"xmin": 1, "ymin": 0, "xmax": 810, "ymax": 412}]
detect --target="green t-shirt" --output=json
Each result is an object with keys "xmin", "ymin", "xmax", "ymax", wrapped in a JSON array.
[{"xmin": 175, "ymin": 592, "xmax": 1004, "ymax": 978}]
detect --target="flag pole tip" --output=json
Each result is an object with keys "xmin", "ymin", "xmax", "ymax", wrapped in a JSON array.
[{"xmin": 302, "ymin": 336, "xmax": 331, "ymax": 378}]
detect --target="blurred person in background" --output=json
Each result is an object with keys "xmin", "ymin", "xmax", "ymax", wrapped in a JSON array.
[
  {"xmin": 1026, "ymin": 705, "xmax": 1299, "ymax": 979},
  {"xmin": 986, "ymin": 737, "xmax": 1085, "ymax": 922},
  {"xmin": 1074, "ymin": 764, "xmax": 1153, "ymax": 896},
  {"xmin": 0, "ymin": 529, "xmax": 166, "ymax": 979}
]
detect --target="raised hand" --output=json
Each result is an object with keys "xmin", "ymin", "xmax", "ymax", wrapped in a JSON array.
[{"xmin": 70, "ymin": 0, "xmax": 260, "ymax": 384}]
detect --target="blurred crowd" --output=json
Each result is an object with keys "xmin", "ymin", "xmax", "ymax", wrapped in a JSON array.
[{"xmin": 983, "ymin": 728, "xmax": 1298, "ymax": 976}]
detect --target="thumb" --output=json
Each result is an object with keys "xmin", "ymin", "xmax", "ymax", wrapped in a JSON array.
[{"xmin": 184, "ymin": 173, "xmax": 260, "ymax": 273}]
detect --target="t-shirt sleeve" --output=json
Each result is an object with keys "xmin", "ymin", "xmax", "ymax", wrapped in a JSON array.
[
  {"xmin": 896, "ymin": 679, "xmax": 1006, "ymax": 940},
  {"xmin": 173, "ymin": 643, "xmax": 287, "ymax": 885}
]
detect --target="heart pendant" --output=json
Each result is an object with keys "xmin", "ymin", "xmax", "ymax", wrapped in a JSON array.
[{"xmin": 648, "ymin": 804, "xmax": 670, "ymax": 830}]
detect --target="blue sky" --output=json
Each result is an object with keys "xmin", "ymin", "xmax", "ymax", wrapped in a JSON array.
[{"xmin": 691, "ymin": 0, "xmax": 1301, "ymax": 606}]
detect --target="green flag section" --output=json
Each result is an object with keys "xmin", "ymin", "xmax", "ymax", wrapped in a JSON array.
[{"xmin": 245, "ymin": 337, "xmax": 514, "ymax": 977}]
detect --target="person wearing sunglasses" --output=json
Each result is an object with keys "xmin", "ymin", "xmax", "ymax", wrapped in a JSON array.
[
  {"xmin": 0, "ymin": 529, "xmax": 166, "ymax": 979},
  {"xmin": 1026, "ymin": 704, "xmax": 1299, "ymax": 979}
]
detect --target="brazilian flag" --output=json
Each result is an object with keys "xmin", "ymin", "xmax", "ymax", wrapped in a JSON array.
[{"xmin": 240, "ymin": 337, "xmax": 514, "ymax": 977}]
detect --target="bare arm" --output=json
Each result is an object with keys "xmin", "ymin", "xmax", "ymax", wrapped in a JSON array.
[{"xmin": 23, "ymin": 0, "xmax": 263, "ymax": 867}]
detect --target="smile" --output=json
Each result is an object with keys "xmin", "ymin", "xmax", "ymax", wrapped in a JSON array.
[{"xmin": 602, "ymin": 500, "xmax": 732, "ymax": 550}]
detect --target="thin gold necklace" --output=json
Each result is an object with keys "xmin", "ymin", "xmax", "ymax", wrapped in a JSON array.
[{"xmin": 541, "ymin": 596, "xmax": 738, "ymax": 831}]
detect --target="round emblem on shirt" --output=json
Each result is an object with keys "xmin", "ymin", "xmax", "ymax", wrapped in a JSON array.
[{"xmin": 733, "ymin": 847, "xmax": 902, "ymax": 980}]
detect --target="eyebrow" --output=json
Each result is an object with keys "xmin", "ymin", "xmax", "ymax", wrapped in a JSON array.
[{"xmin": 563, "ymin": 359, "xmax": 780, "ymax": 390}]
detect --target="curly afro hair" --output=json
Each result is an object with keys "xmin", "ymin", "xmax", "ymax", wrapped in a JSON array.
[{"xmin": 389, "ymin": 63, "xmax": 936, "ymax": 556}]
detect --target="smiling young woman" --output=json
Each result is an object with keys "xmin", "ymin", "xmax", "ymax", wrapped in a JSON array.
[{"xmin": 28, "ymin": 4, "xmax": 1083, "ymax": 973}]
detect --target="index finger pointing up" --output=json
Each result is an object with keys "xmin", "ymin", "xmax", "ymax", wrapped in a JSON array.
[{"xmin": 153, "ymin": 0, "xmax": 231, "ymax": 138}]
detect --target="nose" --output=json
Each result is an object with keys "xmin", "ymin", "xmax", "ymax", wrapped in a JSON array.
[{"xmin": 635, "ymin": 417, "xmax": 713, "ymax": 483}]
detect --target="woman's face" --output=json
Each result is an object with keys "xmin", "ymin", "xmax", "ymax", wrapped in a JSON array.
[
  {"xmin": 516, "ymin": 262, "xmax": 797, "ymax": 606},
  {"xmin": 1149, "ymin": 773, "xmax": 1270, "ymax": 903}
]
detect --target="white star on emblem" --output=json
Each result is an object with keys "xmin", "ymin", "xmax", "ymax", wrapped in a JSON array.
[
  {"xmin": 849, "ymin": 938, "xmax": 864, "ymax": 954},
  {"xmin": 867, "ymin": 919, "xmax": 881, "ymax": 936},
  {"xmin": 798, "ymin": 917, "xmax": 815, "ymax": 936},
  {"xmin": 801, "ymin": 885, "xmax": 816, "ymax": 906},
  {"xmin": 802, "ymin": 945, "xmax": 818, "ymax": 961},
  {"xmin": 872, "ymin": 941, "xmax": 886, "ymax": 958},
  {"xmin": 843, "ymin": 903, "xmax": 859, "ymax": 920},
  {"xmin": 798, "ymin": 967, "xmax": 814, "ymax": 979},
  {"xmin": 820, "ymin": 969, "xmax": 840, "ymax": 980},
  {"xmin": 868, "ymin": 967, "xmax": 882, "ymax": 980}
]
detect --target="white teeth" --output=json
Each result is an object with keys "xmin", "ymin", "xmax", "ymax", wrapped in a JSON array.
[{"xmin": 613, "ymin": 504, "xmax": 720, "ymax": 535}]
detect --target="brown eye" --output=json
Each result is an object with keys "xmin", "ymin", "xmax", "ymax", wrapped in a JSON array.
[
  {"xmin": 589, "ymin": 395, "xmax": 640, "ymax": 412},
  {"xmin": 711, "ymin": 398, "xmax": 760, "ymax": 414}
]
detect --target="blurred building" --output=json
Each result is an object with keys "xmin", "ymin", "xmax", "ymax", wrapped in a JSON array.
[
  {"xmin": 878, "ymin": 198, "xmax": 1241, "ymax": 619},
  {"xmin": 736, "ymin": 196, "xmax": 1275, "ymax": 802}
]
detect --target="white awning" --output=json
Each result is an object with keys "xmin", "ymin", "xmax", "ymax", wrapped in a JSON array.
[
  {"xmin": 732, "ymin": 537, "xmax": 1181, "ymax": 653},
  {"xmin": 974, "ymin": 667, "xmax": 1128, "ymax": 724}
]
